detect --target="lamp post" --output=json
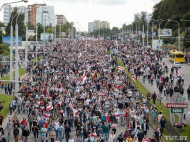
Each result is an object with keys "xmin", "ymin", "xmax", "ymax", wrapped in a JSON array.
[
  {"xmin": 168, "ymin": 19, "xmax": 180, "ymax": 50},
  {"xmin": 137, "ymin": 21, "xmax": 144, "ymax": 46},
  {"xmin": 15, "ymin": 15, "xmax": 20, "ymax": 95},
  {"xmin": 0, "ymin": 0, "xmax": 28, "ymax": 11},
  {"xmin": 158, "ymin": 19, "xmax": 166, "ymax": 50},
  {"xmin": 10, "ymin": 14, "xmax": 18, "ymax": 82}
]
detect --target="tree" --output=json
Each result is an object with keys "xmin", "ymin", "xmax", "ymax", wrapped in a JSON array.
[
  {"xmin": 0, "ymin": 22, "xmax": 5, "ymax": 44},
  {"xmin": 37, "ymin": 23, "xmax": 43, "ymax": 40},
  {"xmin": 183, "ymin": 11, "xmax": 190, "ymax": 48},
  {"xmin": 46, "ymin": 27, "xmax": 52, "ymax": 33},
  {"xmin": 5, "ymin": 7, "xmax": 26, "ymax": 40},
  {"xmin": 28, "ymin": 21, "xmax": 34, "ymax": 30}
]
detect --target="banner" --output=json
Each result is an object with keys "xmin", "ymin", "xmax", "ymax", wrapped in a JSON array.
[
  {"xmin": 3, "ymin": 36, "xmax": 22, "ymax": 46},
  {"xmin": 40, "ymin": 33, "xmax": 53, "ymax": 41},
  {"xmin": 158, "ymin": 29, "xmax": 172, "ymax": 37}
]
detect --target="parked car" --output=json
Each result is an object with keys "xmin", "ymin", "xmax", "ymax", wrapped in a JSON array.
[{"xmin": 173, "ymin": 62, "xmax": 181, "ymax": 68}]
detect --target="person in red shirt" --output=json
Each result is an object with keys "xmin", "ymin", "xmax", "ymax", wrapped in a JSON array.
[{"xmin": 20, "ymin": 117, "xmax": 28, "ymax": 129}]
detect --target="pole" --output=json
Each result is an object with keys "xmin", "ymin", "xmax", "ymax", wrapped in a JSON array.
[
  {"xmin": 152, "ymin": 22, "xmax": 154, "ymax": 42},
  {"xmin": 15, "ymin": 20, "xmax": 19, "ymax": 96},
  {"xmin": 55, "ymin": 26, "xmax": 56, "ymax": 43},
  {"xmin": 178, "ymin": 24, "xmax": 180, "ymax": 50},
  {"xmin": 147, "ymin": 24, "xmax": 149, "ymax": 46},
  {"xmin": 10, "ymin": 25, "xmax": 13, "ymax": 82},
  {"xmin": 136, "ymin": 25, "xmax": 137, "ymax": 41},
  {"xmin": 159, "ymin": 22, "xmax": 161, "ymax": 50},
  {"xmin": 143, "ymin": 24, "xmax": 144, "ymax": 46},
  {"xmin": 25, "ymin": 17, "xmax": 28, "ymax": 68},
  {"xmin": 138, "ymin": 23, "xmax": 140, "ymax": 42},
  {"xmin": 59, "ymin": 24, "xmax": 61, "ymax": 42},
  {"xmin": 36, "ymin": 19, "xmax": 38, "ymax": 63}
]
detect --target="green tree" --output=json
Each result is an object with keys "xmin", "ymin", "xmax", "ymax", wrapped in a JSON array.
[
  {"xmin": 0, "ymin": 22, "xmax": 5, "ymax": 44},
  {"xmin": 28, "ymin": 21, "xmax": 34, "ymax": 30},
  {"xmin": 37, "ymin": 23, "xmax": 43, "ymax": 40},
  {"xmin": 5, "ymin": 7, "xmax": 26, "ymax": 40},
  {"xmin": 46, "ymin": 27, "xmax": 52, "ymax": 33},
  {"xmin": 183, "ymin": 11, "xmax": 190, "ymax": 48}
]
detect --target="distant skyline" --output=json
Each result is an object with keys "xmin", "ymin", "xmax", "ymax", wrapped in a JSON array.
[{"xmin": 0, "ymin": 0, "xmax": 160, "ymax": 31}]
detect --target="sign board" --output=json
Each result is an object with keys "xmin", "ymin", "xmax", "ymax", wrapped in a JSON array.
[
  {"xmin": 158, "ymin": 29, "xmax": 172, "ymax": 37},
  {"xmin": 171, "ymin": 108, "xmax": 184, "ymax": 113},
  {"xmin": 40, "ymin": 33, "xmax": 53, "ymax": 41},
  {"xmin": 166, "ymin": 103, "xmax": 188, "ymax": 108},
  {"xmin": 152, "ymin": 40, "xmax": 163, "ymax": 51},
  {"xmin": 168, "ymin": 92, "xmax": 186, "ymax": 125},
  {"xmin": 142, "ymin": 33, "xmax": 145, "ymax": 39},
  {"xmin": 3, "ymin": 36, "xmax": 22, "ymax": 46}
]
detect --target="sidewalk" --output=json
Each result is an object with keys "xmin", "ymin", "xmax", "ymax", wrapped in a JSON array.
[{"xmin": 1, "ymin": 73, "xmax": 28, "ymax": 130}]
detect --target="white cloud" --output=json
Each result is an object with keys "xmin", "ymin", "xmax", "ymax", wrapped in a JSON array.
[{"xmin": 0, "ymin": 0, "xmax": 160, "ymax": 31}]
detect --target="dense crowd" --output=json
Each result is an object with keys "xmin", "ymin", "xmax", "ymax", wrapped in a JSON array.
[{"xmin": 0, "ymin": 40, "xmax": 171, "ymax": 142}]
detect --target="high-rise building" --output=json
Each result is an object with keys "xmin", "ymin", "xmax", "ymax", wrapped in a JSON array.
[
  {"xmin": 28, "ymin": 4, "xmax": 46, "ymax": 28},
  {"xmin": 56, "ymin": 15, "xmax": 67, "ymax": 25},
  {"xmin": 36, "ymin": 5, "xmax": 57, "ymax": 27},
  {"xmin": 134, "ymin": 11, "xmax": 152, "ymax": 23},
  {"xmin": 4, "ymin": 5, "xmax": 27, "ymax": 26},
  {"xmin": 88, "ymin": 20, "xmax": 110, "ymax": 33}
]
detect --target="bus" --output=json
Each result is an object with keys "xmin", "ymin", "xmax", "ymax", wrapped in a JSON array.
[{"xmin": 169, "ymin": 50, "xmax": 185, "ymax": 63}]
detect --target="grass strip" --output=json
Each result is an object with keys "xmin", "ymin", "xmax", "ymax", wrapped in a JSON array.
[{"xmin": 0, "ymin": 94, "xmax": 14, "ymax": 118}]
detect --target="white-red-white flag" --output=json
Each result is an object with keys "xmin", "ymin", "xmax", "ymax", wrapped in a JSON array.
[
  {"xmin": 43, "ymin": 113, "xmax": 51, "ymax": 118},
  {"xmin": 46, "ymin": 104, "xmax": 53, "ymax": 111},
  {"xmin": 132, "ymin": 75, "xmax": 136, "ymax": 82},
  {"xmin": 178, "ymin": 68, "xmax": 183, "ymax": 76},
  {"xmin": 117, "ymin": 66, "xmax": 124, "ymax": 71},
  {"xmin": 82, "ymin": 72, "xmax": 87, "ymax": 84}
]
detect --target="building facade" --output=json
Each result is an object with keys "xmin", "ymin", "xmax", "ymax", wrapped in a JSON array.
[
  {"xmin": 36, "ymin": 5, "xmax": 57, "ymax": 27},
  {"xmin": 28, "ymin": 4, "xmax": 46, "ymax": 28},
  {"xmin": 56, "ymin": 15, "xmax": 67, "ymax": 25},
  {"xmin": 88, "ymin": 20, "xmax": 110, "ymax": 33},
  {"xmin": 4, "ymin": 5, "xmax": 27, "ymax": 26}
]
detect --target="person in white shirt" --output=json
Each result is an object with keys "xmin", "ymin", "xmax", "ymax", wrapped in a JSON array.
[
  {"xmin": 68, "ymin": 135, "xmax": 74, "ymax": 142},
  {"xmin": 109, "ymin": 131, "xmax": 115, "ymax": 142}
]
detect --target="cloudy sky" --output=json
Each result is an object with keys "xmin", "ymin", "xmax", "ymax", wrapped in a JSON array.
[{"xmin": 0, "ymin": 0, "xmax": 160, "ymax": 31}]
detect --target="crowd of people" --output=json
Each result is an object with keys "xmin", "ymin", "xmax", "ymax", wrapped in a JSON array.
[{"xmin": 0, "ymin": 40, "xmax": 172, "ymax": 142}]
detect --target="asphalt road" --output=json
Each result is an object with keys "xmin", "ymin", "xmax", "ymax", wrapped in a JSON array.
[
  {"xmin": 3, "ymin": 112, "xmax": 155, "ymax": 142},
  {"xmin": 138, "ymin": 57, "xmax": 190, "ymax": 124}
]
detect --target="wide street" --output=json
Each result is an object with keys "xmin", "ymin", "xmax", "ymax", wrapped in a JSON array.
[
  {"xmin": 138, "ymin": 56, "xmax": 190, "ymax": 123},
  {"xmin": 3, "ymin": 112, "xmax": 155, "ymax": 142}
]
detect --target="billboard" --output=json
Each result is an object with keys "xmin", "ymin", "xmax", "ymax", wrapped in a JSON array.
[
  {"xmin": 3, "ymin": 36, "xmax": 22, "ymax": 46},
  {"xmin": 152, "ymin": 40, "xmax": 163, "ymax": 51},
  {"xmin": 158, "ymin": 29, "xmax": 172, "ymax": 36},
  {"xmin": 40, "ymin": 33, "xmax": 53, "ymax": 41}
]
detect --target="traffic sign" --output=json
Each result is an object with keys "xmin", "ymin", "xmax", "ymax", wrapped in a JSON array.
[
  {"xmin": 166, "ymin": 103, "xmax": 188, "ymax": 108},
  {"xmin": 171, "ymin": 108, "xmax": 184, "ymax": 113}
]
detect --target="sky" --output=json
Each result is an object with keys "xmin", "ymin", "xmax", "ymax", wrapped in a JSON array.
[{"xmin": 0, "ymin": 0, "xmax": 160, "ymax": 31}]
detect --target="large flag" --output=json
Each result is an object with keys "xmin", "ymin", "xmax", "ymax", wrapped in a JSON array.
[
  {"xmin": 82, "ymin": 72, "xmax": 87, "ymax": 84},
  {"xmin": 46, "ymin": 104, "xmax": 53, "ymax": 111},
  {"xmin": 178, "ymin": 68, "xmax": 183, "ymax": 76},
  {"xmin": 43, "ymin": 113, "xmax": 51, "ymax": 118},
  {"xmin": 132, "ymin": 75, "xmax": 136, "ymax": 82},
  {"xmin": 117, "ymin": 66, "xmax": 124, "ymax": 71}
]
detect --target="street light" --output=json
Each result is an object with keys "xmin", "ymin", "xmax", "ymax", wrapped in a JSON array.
[
  {"xmin": 158, "ymin": 19, "xmax": 166, "ymax": 50},
  {"xmin": 0, "ymin": 0, "xmax": 28, "ymax": 11},
  {"xmin": 15, "ymin": 14, "xmax": 20, "ymax": 95},
  {"xmin": 137, "ymin": 21, "xmax": 145, "ymax": 46},
  {"xmin": 10, "ymin": 14, "xmax": 18, "ymax": 83},
  {"xmin": 168, "ymin": 19, "xmax": 180, "ymax": 50}
]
